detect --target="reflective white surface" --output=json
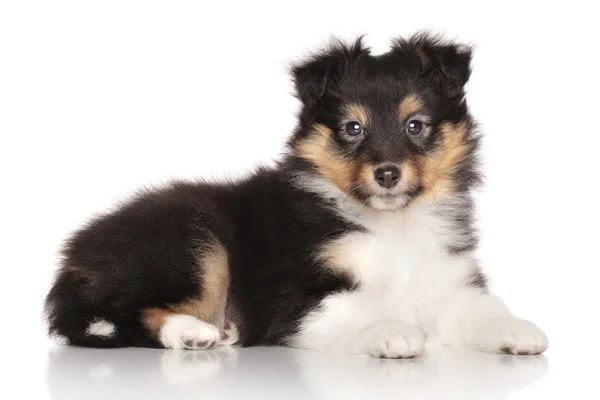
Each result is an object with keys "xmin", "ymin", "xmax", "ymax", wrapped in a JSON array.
[
  {"xmin": 44, "ymin": 346, "xmax": 549, "ymax": 399},
  {"xmin": 3, "ymin": 1, "xmax": 600, "ymax": 399}
]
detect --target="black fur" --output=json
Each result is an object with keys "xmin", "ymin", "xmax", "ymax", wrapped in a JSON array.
[
  {"xmin": 45, "ymin": 175, "xmax": 356, "ymax": 347},
  {"xmin": 44, "ymin": 31, "xmax": 482, "ymax": 348},
  {"xmin": 467, "ymin": 268, "xmax": 488, "ymax": 290}
]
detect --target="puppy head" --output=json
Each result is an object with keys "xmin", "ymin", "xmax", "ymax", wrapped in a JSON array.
[{"xmin": 290, "ymin": 32, "xmax": 481, "ymax": 211}]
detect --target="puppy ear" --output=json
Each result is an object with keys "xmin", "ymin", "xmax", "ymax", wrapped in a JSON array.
[
  {"xmin": 291, "ymin": 37, "xmax": 369, "ymax": 106},
  {"xmin": 401, "ymin": 32, "xmax": 473, "ymax": 96},
  {"xmin": 291, "ymin": 55, "xmax": 337, "ymax": 106}
]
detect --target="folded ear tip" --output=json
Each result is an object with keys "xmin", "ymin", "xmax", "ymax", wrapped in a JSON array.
[
  {"xmin": 289, "ymin": 36, "xmax": 370, "ymax": 105},
  {"xmin": 400, "ymin": 31, "xmax": 473, "ymax": 90},
  {"xmin": 415, "ymin": 46, "xmax": 431, "ymax": 67}
]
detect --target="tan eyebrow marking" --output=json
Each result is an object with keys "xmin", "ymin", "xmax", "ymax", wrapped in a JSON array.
[
  {"xmin": 399, "ymin": 94, "xmax": 423, "ymax": 120},
  {"xmin": 345, "ymin": 104, "xmax": 369, "ymax": 125}
]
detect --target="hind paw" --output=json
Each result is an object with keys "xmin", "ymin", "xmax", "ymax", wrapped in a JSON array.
[
  {"xmin": 218, "ymin": 320, "xmax": 239, "ymax": 346},
  {"xmin": 160, "ymin": 315, "xmax": 220, "ymax": 350}
]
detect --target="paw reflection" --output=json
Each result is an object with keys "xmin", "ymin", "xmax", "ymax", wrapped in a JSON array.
[
  {"xmin": 161, "ymin": 347, "xmax": 239, "ymax": 383},
  {"xmin": 296, "ymin": 347, "xmax": 548, "ymax": 398},
  {"xmin": 46, "ymin": 346, "xmax": 547, "ymax": 399}
]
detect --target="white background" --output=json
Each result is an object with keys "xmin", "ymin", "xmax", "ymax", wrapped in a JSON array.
[{"xmin": 1, "ymin": 1, "xmax": 599, "ymax": 399}]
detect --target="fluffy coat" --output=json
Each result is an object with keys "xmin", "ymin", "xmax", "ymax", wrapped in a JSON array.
[{"xmin": 44, "ymin": 32, "xmax": 548, "ymax": 357}]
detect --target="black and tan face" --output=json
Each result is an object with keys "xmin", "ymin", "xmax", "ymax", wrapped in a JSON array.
[{"xmin": 291, "ymin": 33, "xmax": 479, "ymax": 211}]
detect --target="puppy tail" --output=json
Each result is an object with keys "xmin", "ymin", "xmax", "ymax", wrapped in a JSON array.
[{"xmin": 43, "ymin": 270, "xmax": 151, "ymax": 348}]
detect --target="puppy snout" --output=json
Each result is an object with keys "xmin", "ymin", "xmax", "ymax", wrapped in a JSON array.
[{"xmin": 374, "ymin": 164, "xmax": 400, "ymax": 189}]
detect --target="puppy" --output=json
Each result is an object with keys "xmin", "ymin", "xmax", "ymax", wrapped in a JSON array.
[{"xmin": 44, "ymin": 32, "xmax": 548, "ymax": 358}]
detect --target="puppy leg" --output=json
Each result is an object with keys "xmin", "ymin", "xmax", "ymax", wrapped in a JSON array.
[
  {"xmin": 140, "ymin": 236, "xmax": 238, "ymax": 350},
  {"xmin": 218, "ymin": 320, "xmax": 240, "ymax": 346},
  {"xmin": 435, "ymin": 291, "xmax": 548, "ymax": 355}
]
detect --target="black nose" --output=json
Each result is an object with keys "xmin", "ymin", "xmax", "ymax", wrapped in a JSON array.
[{"xmin": 374, "ymin": 164, "xmax": 401, "ymax": 188}]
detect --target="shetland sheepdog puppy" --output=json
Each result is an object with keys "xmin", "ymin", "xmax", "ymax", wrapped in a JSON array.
[{"xmin": 44, "ymin": 32, "xmax": 548, "ymax": 358}]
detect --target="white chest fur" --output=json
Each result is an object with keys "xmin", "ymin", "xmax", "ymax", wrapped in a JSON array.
[
  {"xmin": 292, "ymin": 196, "xmax": 476, "ymax": 350},
  {"xmin": 342, "ymin": 201, "xmax": 471, "ymax": 319}
]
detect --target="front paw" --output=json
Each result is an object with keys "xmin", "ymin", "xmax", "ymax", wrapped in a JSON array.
[
  {"xmin": 476, "ymin": 317, "xmax": 548, "ymax": 355},
  {"xmin": 360, "ymin": 320, "xmax": 425, "ymax": 359}
]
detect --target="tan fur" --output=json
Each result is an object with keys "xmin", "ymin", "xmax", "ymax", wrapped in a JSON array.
[
  {"xmin": 316, "ymin": 237, "xmax": 357, "ymax": 280},
  {"xmin": 355, "ymin": 163, "xmax": 376, "ymax": 194},
  {"xmin": 415, "ymin": 47, "xmax": 430, "ymax": 67},
  {"xmin": 345, "ymin": 104, "xmax": 369, "ymax": 125},
  {"xmin": 174, "ymin": 239, "xmax": 229, "ymax": 322},
  {"xmin": 398, "ymin": 94, "xmax": 422, "ymax": 121},
  {"xmin": 141, "ymin": 308, "xmax": 172, "ymax": 339},
  {"xmin": 141, "ymin": 237, "xmax": 230, "ymax": 339},
  {"xmin": 296, "ymin": 124, "xmax": 357, "ymax": 193},
  {"xmin": 295, "ymin": 108, "xmax": 470, "ymax": 211},
  {"xmin": 416, "ymin": 121, "xmax": 470, "ymax": 200},
  {"xmin": 400, "ymin": 159, "xmax": 420, "ymax": 191}
]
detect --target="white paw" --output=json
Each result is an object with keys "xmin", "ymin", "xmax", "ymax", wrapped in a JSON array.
[
  {"xmin": 160, "ymin": 315, "xmax": 220, "ymax": 350},
  {"xmin": 218, "ymin": 320, "xmax": 239, "ymax": 346},
  {"xmin": 360, "ymin": 320, "xmax": 425, "ymax": 359},
  {"xmin": 477, "ymin": 317, "xmax": 548, "ymax": 355}
]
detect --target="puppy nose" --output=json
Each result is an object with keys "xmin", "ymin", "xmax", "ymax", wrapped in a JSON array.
[{"xmin": 374, "ymin": 164, "xmax": 401, "ymax": 188}]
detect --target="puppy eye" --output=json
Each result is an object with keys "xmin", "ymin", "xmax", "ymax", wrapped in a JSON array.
[
  {"xmin": 345, "ymin": 120, "xmax": 363, "ymax": 136},
  {"xmin": 406, "ymin": 120, "xmax": 424, "ymax": 135}
]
